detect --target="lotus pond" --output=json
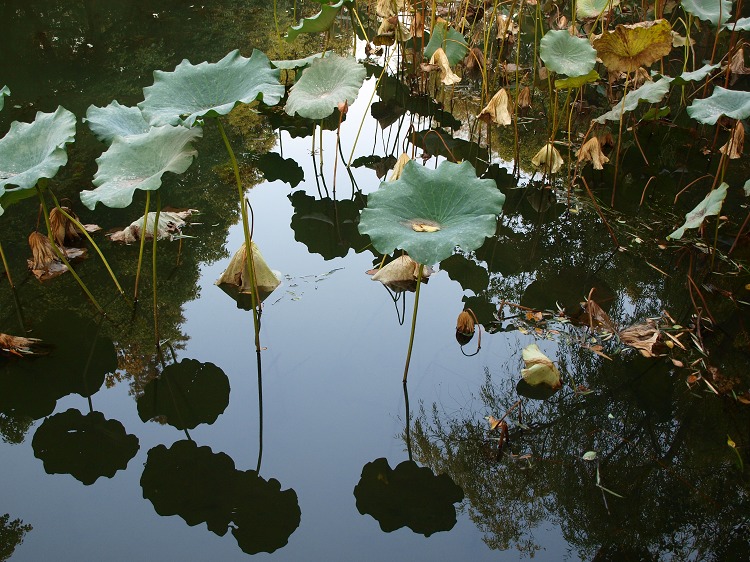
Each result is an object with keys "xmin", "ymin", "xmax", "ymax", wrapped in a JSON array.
[{"xmin": 1, "ymin": 1, "xmax": 750, "ymax": 560}]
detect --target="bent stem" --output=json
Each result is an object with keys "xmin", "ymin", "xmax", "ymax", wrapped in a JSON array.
[
  {"xmin": 402, "ymin": 263, "xmax": 424, "ymax": 383},
  {"xmin": 36, "ymin": 185, "xmax": 103, "ymax": 314},
  {"xmin": 134, "ymin": 190, "xmax": 151, "ymax": 302}
]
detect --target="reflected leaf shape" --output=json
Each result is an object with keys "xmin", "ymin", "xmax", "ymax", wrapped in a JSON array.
[
  {"xmin": 284, "ymin": 54, "xmax": 366, "ymax": 120},
  {"xmin": 351, "ymin": 154, "xmax": 398, "ymax": 179},
  {"xmin": 440, "ymin": 254, "xmax": 489, "ymax": 294},
  {"xmin": 139, "ymin": 50, "xmax": 284, "ymax": 127},
  {"xmin": 0, "ymin": 107, "xmax": 76, "ymax": 216},
  {"xmin": 353, "ymin": 457, "xmax": 464, "ymax": 536},
  {"xmin": 540, "ymin": 30, "xmax": 597, "ymax": 77},
  {"xmin": 370, "ymin": 100, "xmax": 406, "ymax": 129},
  {"xmin": 521, "ymin": 270, "xmax": 614, "ymax": 316},
  {"xmin": 32, "ymin": 409, "xmax": 139, "ymax": 485},
  {"xmin": 81, "ymin": 125, "xmax": 202, "ymax": 210},
  {"xmin": 593, "ymin": 19, "xmax": 673, "ymax": 73},
  {"xmin": 668, "ymin": 183, "xmax": 728, "ymax": 240},
  {"xmin": 285, "ymin": 0, "xmax": 346, "ymax": 43},
  {"xmin": 411, "ymin": 126, "xmax": 489, "ymax": 169},
  {"xmin": 137, "ymin": 358, "xmax": 230, "ymax": 430},
  {"xmin": 682, "ymin": 0, "xmax": 733, "ymax": 27},
  {"xmin": 595, "ymin": 78, "xmax": 672, "ymax": 124},
  {"xmin": 289, "ymin": 191, "xmax": 369, "ymax": 260},
  {"xmin": 516, "ymin": 378, "xmax": 559, "ymax": 400},
  {"xmin": 359, "ymin": 160, "xmax": 504, "ymax": 265},
  {"xmin": 0, "ymin": 85, "xmax": 9, "ymax": 112},
  {"xmin": 686, "ymin": 86, "xmax": 750, "ymax": 125},
  {"xmin": 256, "ymin": 152, "xmax": 304, "ymax": 187},
  {"xmin": 424, "ymin": 21, "xmax": 469, "ymax": 67},
  {"xmin": 84, "ymin": 101, "xmax": 150, "ymax": 145}
]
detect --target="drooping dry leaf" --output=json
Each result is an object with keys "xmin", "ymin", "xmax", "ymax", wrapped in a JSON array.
[
  {"xmin": 0, "ymin": 333, "xmax": 45, "ymax": 356},
  {"xmin": 593, "ymin": 19, "xmax": 673, "ymax": 73},
  {"xmin": 478, "ymin": 89, "xmax": 512, "ymax": 126},
  {"xmin": 369, "ymin": 255, "xmax": 433, "ymax": 292},
  {"xmin": 719, "ymin": 122, "xmax": 745, "ymax": 159},
  {"xmin": 521, "ymin": 343, "xmax": 562, "ymax": 389},
  {"xmin": 28, "ymin": 231, "xmax": 59, "ymax": 271},
  {"xmin": 109, "ymin": 209, "xmax": 197, "ymax": 244},
  {"xmin": 410, "ymin": 11, "xmax": 425, "ymax": 38},
  {"xmin": 729, "ymin": 47, "xmax": 750, "ymax": 85},
  {"xmin": 430, "ymin": 48, "xmax": 461, "ymax": 85},
  {"xmin": 215, "ymin": 241, "xmax": 281, "ymax": 294},
  {"xmin": 486, "ymin": 415, "xmax": 503, "ymax": 431},
  {"xmin": 619, "ymin": 321, "xmax": 660, "ymax": 357},
  {"xmin": 497, "ymin": 14, "xmax": 519, "ymax": 39},
  {"xmin": 516, "ymin": 86, "xmax": 532, "ymax": 110},
  {"xmin": 456, "ymin": 310, "xmax": 475, "ymax": 335},
  {"xmin": 531, "ymin": 143, "xmax": 564, "ymax": 173},
  {"xmin": 389, "ymin": 152, "xmax": 411, "ymax": 181},
  {"xmin": 576, "ymin": 137, "xmax": 610, "ymax": 170},
  {"xmin": 49, "ymin": 206, "xmax": 81, "ymax": 247},
  {"xmin": 671, "ymin": 31, "xmax": 695, "ymax": 48},
  {"xmin": 580, "ymin": 290, "xmax": 617, "ymax": 333},
  {"xmin": 463, "ymin": 47, "xmax": 485, "ymax": 81}
]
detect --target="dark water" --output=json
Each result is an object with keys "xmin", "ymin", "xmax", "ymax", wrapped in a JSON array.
[{"xmin": 1, "ymin": 2, "xmax": 749, "ymax": 560}]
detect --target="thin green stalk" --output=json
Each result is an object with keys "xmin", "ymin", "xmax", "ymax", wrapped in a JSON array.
[
  {"xmin": 0, "ymin": 240, "xmax": 25, "ymax": 332},
  {"xmin": 0, "ymin": 240, "xmax": 14, "ymax": 289},
  {"xmin": 402, "ymin": 264, "xmax": 424, "ymax": 383},
  {"xmin": 612, "ymin": 71, "xmax": 632, "ymax": 206},
  {"xmin": 36, "ymin": 185, "xmax": 103, "ymax": 314},
  {"xmin": 152, "ymin": 192, "xmax": 161, "ymax": 347},
  {"xmin": 135, "ymin": 190, "xmax": 151, "ymax": 301},
  {"xmin": 48, "ymin": 191, "xmax": 125, "ymax": 298}
]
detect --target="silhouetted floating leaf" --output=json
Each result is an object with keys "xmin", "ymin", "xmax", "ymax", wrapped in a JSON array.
[{"xmin": 256, "ymin": 152, "xmax": 304, "ymax": 187}]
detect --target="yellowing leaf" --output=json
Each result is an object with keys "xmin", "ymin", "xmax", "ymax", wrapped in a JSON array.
[
  {"xmin": 593, "ymin": 19, "xmax": 673, "ymax": 73},
  {"xmin": 430, "ymin": 48, "xmax": 461, "ymax": 86},
  {"xmin": 576, "ymin": 137, "xmax": 610, "ymax": 170},
  {"xmin": 478, "ymin": 89, "xmax": 512, "ymax": 126},
  {"xmin": 411, "ymin": 222, "xmax": 441, "ymax": 232},
  {"xmin": 521, "ymin": 344, "xmax": 562, "ymax": 389},
  {"xmin": 531, "ymin": 143, "xmax": 564, "ymax": 173}
]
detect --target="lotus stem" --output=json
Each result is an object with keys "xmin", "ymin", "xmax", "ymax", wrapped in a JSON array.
[
  {"xmin": 403, "ymin": 381, "xmax": 412, "ymax": 461},
  {"xmin": 36, "ymin": 185, "xmax": 103, "ymax": 314},
  {"xmin": 402, "ymin": 263, "xmax": 424, "ymax": 383},
  {"xmin": 612, "ymin": 71, "xmax": 631, "ymax": 207},
  {"xmin": 152, "ymin": 192, "xmax": 161, "ymax": 347},
  {"xmin": 48, "ymin": 191, "xmax": 125, "ymax": 299},
  {"xmin": 134, "ymin": 190, "xmax": 151, "ymax": 302},
  {"xmin": 256, "ymin": 349, "xmax": 263, "ymax": 474},
  {"xmin": 0, "ymin": 240, "xmax": 14, "ymax": 289},
  {"xmin": 0, "ymin": 240, "xmax": 25, "ymax": 332}
]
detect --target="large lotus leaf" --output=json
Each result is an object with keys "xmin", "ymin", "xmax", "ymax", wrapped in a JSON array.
[
  {"xmin": 0, "ymin": 107, "xmax": 76, "ymax": 195},
  {"xmin": 85, "ymin": 101, "xmax": 150, "ymax": 145},
  {"xmin": 80, "ymin": 125, "xmax": 202, "ymax": 210},
  {"xmin": 139, "ymin": 50, "xmax": 284, "ymax": 127},
  {"xmin": 137, "ymin": 358, "xmax": 230, "ymax": 430},
  {"xmin": 0, "ymin": 86, "xmax": 9, "ymax": 112},
  {"xmin": 284, "ymin": 54, "xmax": 366, "ymax": 120},
  {"xmin": 577, "ymin": 0, "xmax": 620, "ymax": 18},
  {"xmin": 593, "ymin": 19, "xmax": 673, "ymax": 73},
  {"xmin": 358, "ymin": 160, "xmax": 504, "ymax": 265},
  {"xmin": 32, "ymin": 409, "xmax": 139, "ymax": 485},
  {"xmin": 594, "ymin": 77, "xmax": 672, "ymax": 123},
  {"xmin": 686, "ymin": 86, "xmax": 750, "ymax": 125},
  {"xmin": 668, "ymin": 183, "xmax": 728, "ymax": 240},
  {"xmin": 285, "ymin": 0, "xmax": 347, "ymax": 43},
  {"xmin": 682, "ymin": 0, "xmax": 733, "ymax": 27},
  {"xmin": 353, "ymin": 458, "xmax": 464, "ymax": 536},
  {"xmin": 423, "ymin": 21, "xmax": 469, "ymax": 67},
  {"xmin": 540, "ymin": 30, "xmax": 597, "ymax": 77}
]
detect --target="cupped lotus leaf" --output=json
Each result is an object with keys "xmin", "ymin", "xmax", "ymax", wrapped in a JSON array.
[
  {"xmin": 539, "ymin": 30, "xmax": 597, "ymax": 77},
  {"xmin": 686, "ymin": 86, "xmax": 750, "ymax": 125},
  {"xmin": 478, "ymin": 89, "xmax": 512, "ymax": 126},
  {"xmin": 521, "ymin": 344, "xmax": 562, "ymax": 389},
  {"xmin": 424, "ymin": 21, "xmax": 469, "ymax": 67},
  {"xmin": 284, "ymin": 54, "xmax": 366, "ymax": 120},
  {"xmin": 682, "ymin": 0, "xmax": 733, "ymax": 27},
  {"xmin": 555, "ymin": 69, "xmax": 600, "ymax": 89},
  {"xmin": 0, "ymin": 85, "xmax": 9, "ymax": 112},
  {"xmin": 80, "ymin": 125, "xmax": 202, "ymax": 210},
  {"xmin": 577, "ymin": 0, "xmax": 620, "ymax": 19},
  {"xmin": 358, "ymin": 160, "xmax": 504, "ymax": 265},
  {"xmin": 668, "ymin": 183, "xmax": 729, "ymax": 240},
  {"xmin": 139, "ymin": 50, "xmax": 284, "ymax": 127},
  {"xmin": 285, "ymin": 0, "xmax": 346, "ymax": 43},
  {"xmin": 0, "ymin": 107, "xmax": 76, "ymax": 193},
  {"xmin": 670, "ymin": 63, "xmax": 721, "ymax": 86},
  {"xmin": 85, "ymin": 101, "xmax": 150, "ymax": 145},
  {"xmin": 593, "ymin": 19, "xmax": 673, "ymax": 73},
  {"xmin": 531, "ymin": 143, "xmax": 564, "ymax": 173},
  {"xmin": 594, "ymin": 77, "xmax": 672, "ymax": 123}
]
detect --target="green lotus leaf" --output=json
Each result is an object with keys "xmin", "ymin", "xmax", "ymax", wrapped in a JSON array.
[
  {"xmin": 555, "ymin": 69, "xmax": 600, "ymax": 89},
  {"xmin": 139, "ymin": 49, "xmax": 284, "ymax": 127},
  {"xmin": 682, "ymin": 0, "xmax": 733, "ymax": 27},
  {"xmin": 686, "ymin": 86, "xmax": 750, "ymax": 125},
  {"xmin": 725, "ymin": 16, "xmax": 750, "ymax": 31},
  {"xmin": 0, "ymin": 85, "xmax": 9, "ymax": 112},
  {"xmin": 540, "ymin": 30, "xmax": 597, "ymax": 77},
  {"xmin": 271, "ymin": 51, "xmax": 329, "ymax": 70},
  {"xmin": 593, "ymin": 19, "xmax": 673, "ymax": 73},
  {"xmin": 285, "ymin": 0, "xmax": 347, "ymax": 43},
  {"xmin": 358, "ymin": 160, "xmax": 505, "ymax": 265},
  {"xmin": 423, "ymin": 21, "xmax": 469, "ymax": 67},
  {"xmin": 577, "ymin": 0, "xmax": 620, "ymax": 19},
  {"xmin": 668, "ymin": 183, "xmax": 728, "ymax": 240},
  {"xmin": 669, "ymin": 63, "xmax": 721, "ymax": 86},
  {"xmin": 80, "ymin": 125, "xmax": 202, "ymax": 210},
  {"xmin": 594, "ymin": 77, "xmax": 672, "ymax": 123},
  {"xmin": 284, "ymin": 54, "xmax": 366, "ymax": 120},
  {"xmin": 85, "ymin": 101, "xmax": 150, "ymax": 145}
]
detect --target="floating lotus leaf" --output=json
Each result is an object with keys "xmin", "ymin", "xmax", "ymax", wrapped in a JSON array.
[
  {"xmin": 0, "ymin": 85, "xmax": 9, "ymax": 112},
  {"xmin": 555, "ymin": 69, "xmax": 600, "ymax": 89},
  {"xmin": 32, "ymin": 409, "xmax": 139, "ymax": 485},
  {"xmin": 284, "ymin": 54, "xmax": 366, "ymax": 120},
  {"xmin": 682, "ymin": 0, "xmax": 733, "ymax": 27},
  {"xmin": 686, "ymin": 86, "xmax": 750, "ymax": 125},
  {"xmin": 670, "ymin": 63, "xmax": 721, "ymax": 86},
  {"xmin": 423, "ymin": 21, "xmax": 469, "ymax": 67},
  {"xmin": 594, "ymin": 77, "xmax": 672, "ymax": 123},
  {"xmin": 137, "ymin": 358, "xmax": 230, "ymax": 430},
  {"xmin": 256, "ymin": 152, "xmax": 303, "ymax": 187},
  {"xmin": 593, "ymin": 19, "xmax": 673, "ymax": 73},
  {"xmin": 668, "ymin": 183, "xmax": 728, "ymax": 240},
  {"xmin": 353, "ymin": 458, "xmax": 464, "ymax": 536},
  {"xmin": 285, "ymin": 0, "xmax": 347, "ymax": 43},
  {"xmin": 577, "ymin": 0, "xmax": 620, "ymax": 19},
  {"xmin": 358, "ymin": 160, "xmax": 504, "ymax": 265},
  {"xmin": 80, "ymin": 125, "xmax": 202, "ymax": 210},
  {"xmin": 139, "ymin": 50, "xmax": 284, "ymax": 127},
  {"xmin": 540, "ymin": 30, "xmax": 597, "ymax": 77},
  {"xmin": 0, "ymin": 107, "xmax": 76, "ymax": 211},
  {"xmin": 85, "ymin": 101, "xmax": 150, "ymax": 145}
]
